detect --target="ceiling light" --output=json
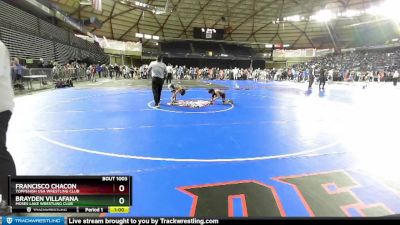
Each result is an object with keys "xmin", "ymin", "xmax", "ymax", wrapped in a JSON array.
[
  {"xmin": 119, "ymin": 0, "xmax": 168, "ymax": 15},
  {"xmin": 342, "ymin": 10, "xmax": 361, "ymax": 17},
  {"xmin": 375, "ymin": 0, "xmax": 400, "ymax": 21},
  {"xmin": 285, "ymin": 15, "xmax": 301, "ymax": 22},
  {"xmin": 79, "ymin": 0, "xmax": 92, "ymax": 5},
  {"xmin": 311, "ymin": 9, "xmax": 336, "ymax": 22}
]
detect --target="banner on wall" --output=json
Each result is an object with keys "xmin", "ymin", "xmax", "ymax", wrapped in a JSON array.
[
  {"xmin": 315, "ymin": 49, "xmax": 334, "ymax": 56},
  {"xmin": 102, "ymin": 40, "xmax": 142, "ymax": 56},
  {"xmin": 274, "ymin": 48, "xmax": 334, "ymax": 58},
  {"xmin": 75, "ymin": 35, "xmax": 142, "ymax": 56},
  {"xmin": 273, "ymin": 49, "xmax": 316, "ymax": 58},
  {"xmin": 125, "ymin": 41, "xmax": 143, "ymax": 54}
]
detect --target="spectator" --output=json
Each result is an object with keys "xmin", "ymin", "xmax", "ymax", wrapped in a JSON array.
[
  {"xmin": 319, "ymin": 68, "xmax": 327, "ymax": 90},
  {"xmin": 96, "ymin": 64, "xmax": 102, "ymax": 79},
  {"xmin": 166, "ymin": 64, "xmax": 173, "ymax": 84},
  {"xmin": 393, "ymin": 70, "xmax": 399, "ymax": 86},
  {"xmin": 0, "ymin": 40, "xmax": 16, "ymax": 206},
  {"xmin": 309, "ymin": 66, "xmax": 315, "ymax": 89},
  {"xmin": 13, "ymin": 59, "xmax": 25, "ymax": 88},
  {"xmin": 38, "ymin": 58, "xmax": 44, "ymax": 68}
]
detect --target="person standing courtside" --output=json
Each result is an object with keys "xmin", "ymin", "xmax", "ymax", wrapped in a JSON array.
[
  {"xmin": 166, "ymin": 64, "xmax": 173, "ymax": 84},
  {"xmin": 308, "ymin": 66, "xmax": 315, "ymax": 89},
  {"xmin": 319, "ymin": 68, "xmax": 327, "ymax": 90},
  {"xmin": 0, "ymin": 40, "xmax": 16, "ymax": 206},
  {"xmin": 148, "ymin": 56, "xmax": 167, "ymax": 108},
  {"xmin": 393, "ymin": 70, "xmax": 399, "ymax": 86}
]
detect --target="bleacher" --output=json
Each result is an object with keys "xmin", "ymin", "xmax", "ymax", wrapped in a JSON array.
[
  {"xmin": 159, "ymin": 40, "xmax": 261, "ymax": 68},
  {"xmin": 161, "ymin": 41, "xmax": 192, "ymax": 55},
  {"xmin": 55, "ymin": 43, "xmax": 80, "ymax": 65},
  {"xmin": 0, "ymin": 0, "xmax": 39, "ymax": 35},
  {"xmin": 224, "ymin": 43, "xmax": 254, "ymax": 57},
  {"xmin": 0, "ymin": 27, "xmax": 55, "ymax": 63},
  {"xmin": 294, "ymin": 47, "xmax": 400, "ymax": 82},
  {"xmin": 39, "ymin": 20, "xmax": 70, "ymax": 44},
  {"xmin": 192, "ymin": 42, "xmax": 222, "ymax": 54},
  {"xmin": 160, "ymin": 40, "xmax": 256, "ymax": 60},
  {"xmin": 0, "ymin": 0, "xmax": 108, "ymax": 65}
]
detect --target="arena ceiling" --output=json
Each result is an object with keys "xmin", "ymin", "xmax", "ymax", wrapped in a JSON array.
[{"xmin": 49, "ymin": 0, "xmax": 394, "ymax": 51}]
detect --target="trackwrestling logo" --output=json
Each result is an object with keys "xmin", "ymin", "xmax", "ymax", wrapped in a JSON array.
[{"xmin": 1, "ymin": 217, "xmax": 64, "ymax": 225}]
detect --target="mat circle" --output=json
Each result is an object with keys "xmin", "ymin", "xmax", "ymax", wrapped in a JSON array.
[{"xmin": 147, "ymin": 99, "xmax": 234, "ymax": 114}]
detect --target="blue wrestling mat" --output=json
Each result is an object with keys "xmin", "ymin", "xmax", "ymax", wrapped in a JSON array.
[{"xmin": 7, "ymin": 80, "xmax": 400, "ymax": 217}]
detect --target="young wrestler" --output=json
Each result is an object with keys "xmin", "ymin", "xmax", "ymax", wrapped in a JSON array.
[
  {"xmin": 208, "ymin": 88, "xmax": 233, "ymax": 105},
  {"xmin": 168, "ymin": 83, "xmax": 186, "ymax": 103}
]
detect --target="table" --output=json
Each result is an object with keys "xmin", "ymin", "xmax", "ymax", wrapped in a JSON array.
[{"xmin": 23, "ymin": 75, "xmax": 48, "ymax": 90}]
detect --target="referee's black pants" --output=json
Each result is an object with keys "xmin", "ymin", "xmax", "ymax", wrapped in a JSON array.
[
  {"xmin": 152, "ymin": 77, "xmax": 164, "ymax": 106},
  {"xmin": 0, "ymin": 110, "xmax": 15, "ymax": 204}
]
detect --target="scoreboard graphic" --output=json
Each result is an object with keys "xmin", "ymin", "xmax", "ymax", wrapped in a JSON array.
[{"xmin": 8, "ymin": 176, "xmax": 132, "ymax": 213}]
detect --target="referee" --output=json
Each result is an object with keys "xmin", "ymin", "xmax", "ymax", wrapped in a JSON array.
[
  {"xmin": 0, "ymin": 40, "xmax": 16, "ymax": 205},
  {"xmin": 148, "ymin": 55, "xmax": 167, "ymax": 108}
]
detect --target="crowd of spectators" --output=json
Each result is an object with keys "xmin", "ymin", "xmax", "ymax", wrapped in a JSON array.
[
  {"xmin": 291, "ymin": 47, "xmax": 400, "ymax": 83},
  {"xmin": 10, "ymin": 46, "xmax": 400, "ymax": 90}
]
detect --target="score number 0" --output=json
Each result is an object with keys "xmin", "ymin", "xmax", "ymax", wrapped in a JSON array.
[{"xmin": 118, "ymin": 184, "xmax": 126, "ymax": 205}]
